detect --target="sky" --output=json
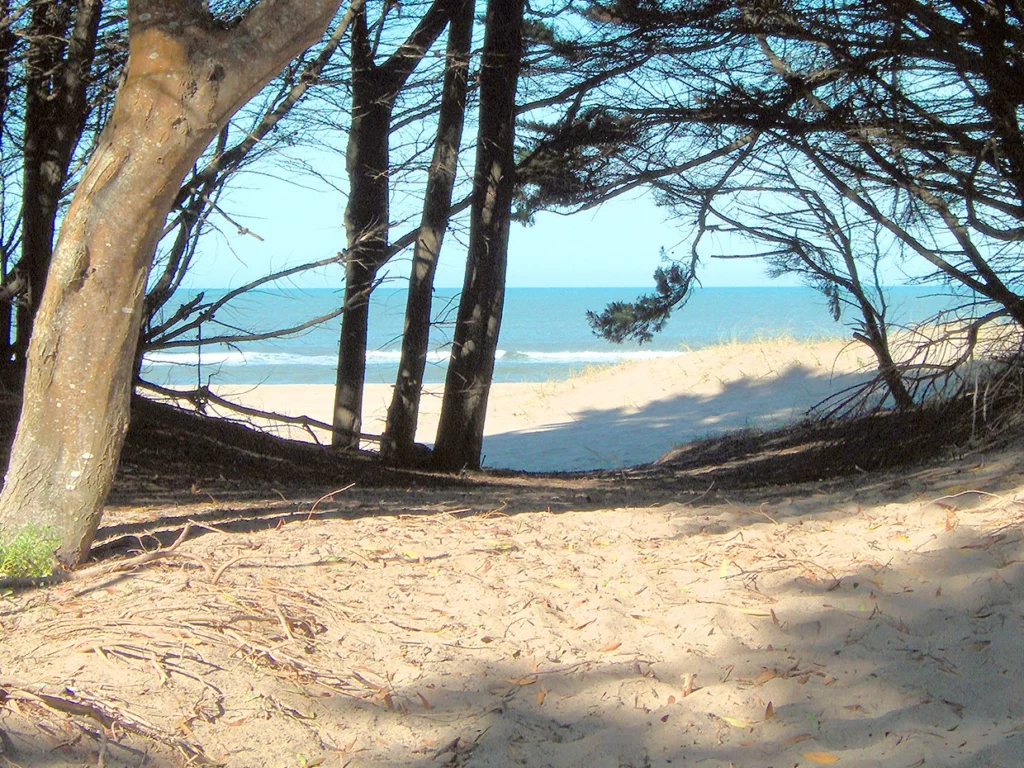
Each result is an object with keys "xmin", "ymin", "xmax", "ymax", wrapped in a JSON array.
[{"xmin": 181, "ymin": 168, "xmax": 791, "ymax": 291}]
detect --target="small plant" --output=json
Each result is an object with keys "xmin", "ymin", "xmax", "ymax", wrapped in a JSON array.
[{"xmin": 0, "ymin": 524, "xmax": 60, "ymax": 579}]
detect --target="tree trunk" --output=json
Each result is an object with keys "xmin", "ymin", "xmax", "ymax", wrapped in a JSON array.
[
  {"xmin": 331, "ymin": 0, "xmax": 455, "ymax": 448},
  {"xmin": 0, "ymin": 0, "xmax": 18, "ymax": 366},
  {"xmin": 433, "ymin": 0, "xmax": 524, "ymax": 472},
  {"xmin": 16, "ymin": 0, "xmax": 103, "ymax": 363},
  {"xmin": 332, "ymin": 6, "xmax": 391, "ymax": 448},
  {"xmin": 0, "ymin": 0, "xmax": 348, "ymax": 567},
  {"xmin": 382, "ymin": 0, "xmax": 473, "ymax": 464}
]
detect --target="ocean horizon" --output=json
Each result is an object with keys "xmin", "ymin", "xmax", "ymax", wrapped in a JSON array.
[{"xmin": 140, "ymin": 285, "xmax": 963, "ymax": 387}]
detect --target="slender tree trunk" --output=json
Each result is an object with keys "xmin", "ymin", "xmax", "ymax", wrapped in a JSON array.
[
  {"xmin": 834, "ymin": 226, "xmax": 915, "ymax": 410},
  {"xmin": 0, "ymin": 0, "xmax": 348, "ymax": 567},
  {"xmin": 16, "ymin": 0, "xmax": 103, "ymax": 363},
  {"xmin": 331, "ymin": 0, "xmax": 454, "ymax": 448},
  {"xmin": 855, "ymin": 321, "xmax": 914, "ymax": 410},
  {"xmin": 0, "ymin": 0, "xmax": 18, "ymax": 367},
  {"xmin": 433, "ymin": 0, "xmax": 524, "ymax": 472},
  {"xmin": 333, "ymin": 6, "xmax": 390, "ymax": 448},
  {"xmin": 382, "ymin": 0, "xmax": 473, "ymax": 464}
]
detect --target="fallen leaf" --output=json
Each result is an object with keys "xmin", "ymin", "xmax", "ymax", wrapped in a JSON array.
[
  {"xmin": 843, "ymin": 704, "xmax": 866, "ymax": 713},
  {"xmin": 782, "ymin": 733, "xmax": 812, "ymax": 746},
  {"xmin": 753, "ymin": 668, "xmax": 778, "ymax": 685},
  {"xmin": 721, "ymin": 715, "xmax": 756, "ymax": 728},
  {"xmin": 666, "ymin": 695, "xmax": 676, "ymax": 705},
  {"xmin": 736, "ymin": 607, "xmax": 772, "ymax": 617},
  {"xmin": 416, "ymin": 692, "xmax": 431, "ymax": 710},
  {"xmin": 765, "ymin": 702, "xmax": 774, "ymax": 720},
  {"xmin": 803, "ymin": 751, "xmax": 840, "ymax": 764},
  {"xmin": 508, "ymin": 676, "xmax": 537, "ymax": 686},
  {"xmin": 600, "ymin": 641, "xmax": 622, "ymax": 652},
  {"xmin": 536, "ymin": 686, "xmax": 547, "ymax": 706}
]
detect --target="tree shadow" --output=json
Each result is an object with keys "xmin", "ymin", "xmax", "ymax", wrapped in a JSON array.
[
  {"xmin": 479, "ymin": 362, "xmax": 872, "ymax": 472},
  {"xmin": 17, "ymin": 490, "xmax": 1022, "ymax": 767},
  {"xmin": 251, "ymin": 510, "xmax": 1024, "ymax": 767}
]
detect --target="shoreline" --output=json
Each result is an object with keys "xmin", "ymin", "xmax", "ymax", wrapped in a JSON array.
[{"xmin": 152, "ymin": 337, "xmax": 873, "ymax": 472}]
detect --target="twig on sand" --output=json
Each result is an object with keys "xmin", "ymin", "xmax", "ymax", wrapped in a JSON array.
[
  {"xmin": 72, "ymin": 524, "xmax": 195, "ymax": 582},
  {"xmin": 308, "ymin": 483, "xmax": 356, "ymax": 519},
  {"xmin": 0, "ymin": 682, "xmax": 217, "ymax": 764}
]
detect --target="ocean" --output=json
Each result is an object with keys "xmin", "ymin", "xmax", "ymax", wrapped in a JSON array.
[{"xmin": 141, "ymin": 286, "xmax": 959, "ymax": 387}]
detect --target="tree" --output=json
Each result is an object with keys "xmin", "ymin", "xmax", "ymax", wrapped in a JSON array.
[
  {"xmin": 381, "ymin": 0, "xmax": 473, "ymax": 464},
  {"xmin": 16, "ymin": 0, "xmax": 103, "ymax": 362},
  {"xmin": 0, "ymin": 0, "xmax": 352, "ymax": 567},
  {"xmin": 332, "ymin": 0, "xmax": 454, "ymax": 449},
  {"xmin": 432, "ymin": 0, "xmax": 525, "ymax": 471},
  {"xmin": 549, "ymin": 0, "xmax": 1024, "ymax": 408}
]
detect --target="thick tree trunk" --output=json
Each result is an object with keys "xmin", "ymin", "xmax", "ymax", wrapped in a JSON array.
[
  {"xmin": 433, "ymin": 0, "xmax": 524, "ymax": 472},
  {"xmin": 0, "ymin": 0, "xmax": 347, "ymax": 567},
  {"xmin": 382, "ymin": 0, "xmax": 473, "ymax": 464},
  {"xmin": 16, "ymin": 0, "xmax": 103, "ymax": 363}
]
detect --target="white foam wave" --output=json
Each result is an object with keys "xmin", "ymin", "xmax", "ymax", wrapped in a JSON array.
[
  {"xmin": 143, "ymin": 348, "xmax": 685, "ymax": 368},
  {"xmin": 144, "ymin": 350, "xmax": 338, "ymax": 367}
]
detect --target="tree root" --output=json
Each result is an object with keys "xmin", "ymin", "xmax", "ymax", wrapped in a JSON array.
[{"xmin": 0, "ymin": 681, "xmax": 219, "ymax": 764}]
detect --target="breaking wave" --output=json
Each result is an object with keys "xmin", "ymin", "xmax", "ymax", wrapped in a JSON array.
[{"xmin": 142, "ymin": 348, "xmax": 686, "ymax": 368}]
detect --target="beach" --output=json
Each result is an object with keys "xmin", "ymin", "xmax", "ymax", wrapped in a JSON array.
[
  {"xmin": 7, "ymin": 336, "xmax": 1023, "ymax": 767},
  {"xmin": 195, "ymin": 337, "xmax": 874, "ymax": 471}
]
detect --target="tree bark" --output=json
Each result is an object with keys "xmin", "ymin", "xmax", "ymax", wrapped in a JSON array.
[
  {"xmin": 382, "ymin": 0, "xmax": 473, "ymax": 464},
  {"xmin": 0, "ymin": 0, "xmax": 348, "ymax": 567},
  {"xmin": 433, "ymin": 0, "xmax": 524, "ymax": 472},
  {"xmin": 332, "ymin": 4, "xmax": 391, "ymax": 448},
  {"xmin": 0, "ymin": 0, "xmax": 18, "ymax": 365},
  {"xmin": 16, "ymin": 0, "xmax": 103, "ymax": 363},
  {"xmin": 332, "ymin": 0, "xmax": 454, "ymax": 448}
]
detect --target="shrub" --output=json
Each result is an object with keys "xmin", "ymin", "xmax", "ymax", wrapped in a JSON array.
[{"xmin": 0, "ymin": 524, "xmax": 60, "ymax": 579}]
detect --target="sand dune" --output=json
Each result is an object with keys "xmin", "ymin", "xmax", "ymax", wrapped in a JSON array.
[{"xmin": 191, "ymin": 338, "xmax": 876, "ymax": 472}]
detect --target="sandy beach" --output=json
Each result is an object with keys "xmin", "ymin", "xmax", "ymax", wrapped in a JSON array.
[
  {"xmin": 200, "ymin": 337, "xmax": 873, "ymax": 471},
  {"xmin": 4, "ymin": 337, "xmax": 1024, "ymax": 767}
]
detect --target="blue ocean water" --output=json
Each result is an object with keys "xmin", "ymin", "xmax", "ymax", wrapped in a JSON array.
[{"xmin": 140, "ymin": 286, "xmax": 958, "ymax": 386}]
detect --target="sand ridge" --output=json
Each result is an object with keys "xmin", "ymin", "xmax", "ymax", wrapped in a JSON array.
[{"xmin": 203, "ymin": 338, "xmax": 874, "ymax": 471}]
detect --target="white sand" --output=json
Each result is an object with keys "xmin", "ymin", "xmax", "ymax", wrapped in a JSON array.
[{"xmin": 192, "ymin": 338, "xmax": 875, "ymax": 472}]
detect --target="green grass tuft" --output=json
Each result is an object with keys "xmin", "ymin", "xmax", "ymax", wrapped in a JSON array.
[{"xmin": 0, "ymin": 524, "xmax": 60, "ymax": 579}]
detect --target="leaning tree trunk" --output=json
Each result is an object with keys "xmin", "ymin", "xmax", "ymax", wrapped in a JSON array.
[
  {"xmin": 432, "ymin": 0, "xmax": 524, "ymax": 472},
  {"xmin": 382, "ymin": 0, "xmax": 473, "ymax": 465},
  {"xmin": 0, "ymin": 0, "xmax": 348, "ymax": 567}
]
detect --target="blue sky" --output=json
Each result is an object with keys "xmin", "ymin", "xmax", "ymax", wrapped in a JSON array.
[{"xmin": 182, "ymin": 176, "xmax": 788, "ymax": 290}]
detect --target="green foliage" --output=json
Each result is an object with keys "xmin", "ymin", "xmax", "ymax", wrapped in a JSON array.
[
  {"xmin": 0, "ymin": 524, "xmax": 60, "ymax": 579},
  {"xmin": 587, "ymin": 259, "xmax": 696, "ymax": 343},
  {"xmin": 517, "ymin": 108, "xmax": 639, "ymax": 215}
]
